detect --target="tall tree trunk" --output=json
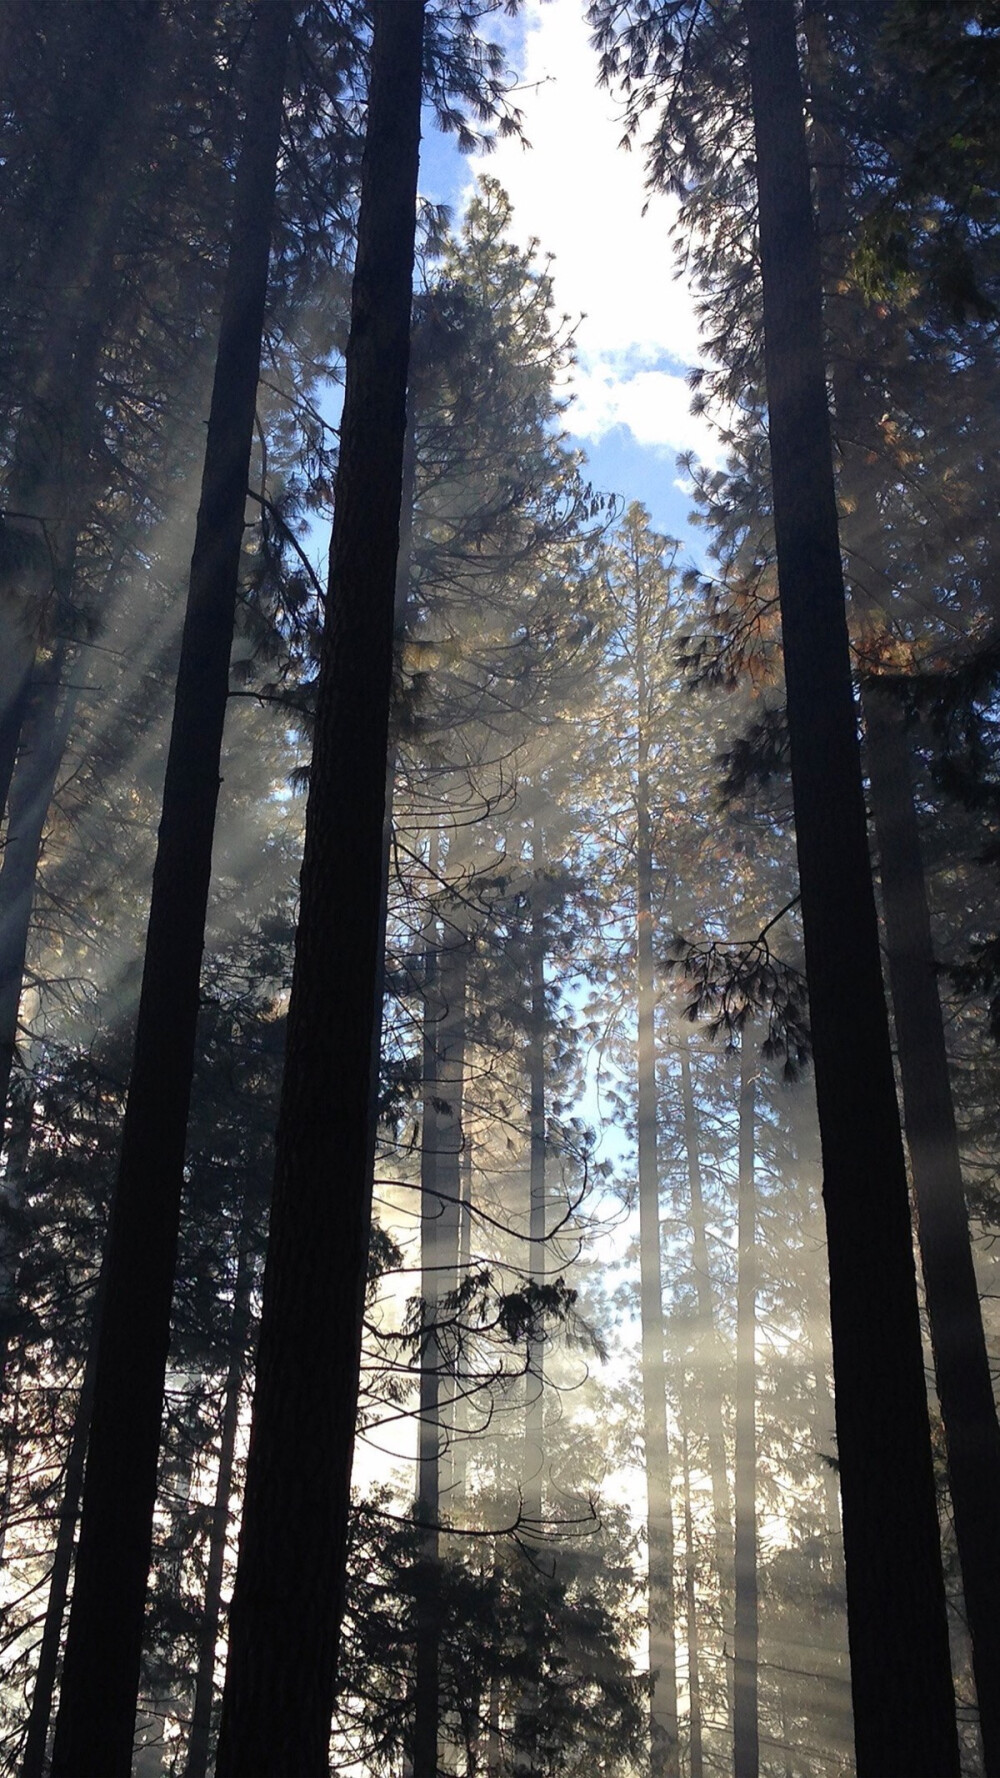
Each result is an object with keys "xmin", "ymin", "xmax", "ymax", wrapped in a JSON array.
[
  {"xmin": 864, "ymin": 681, "xmax": 1000, "ymax": 1770},
  {"xmin": 672, "ymin": 1422, "xmax": 704, "ymax": 1778},
  {"xmin": 636, "ymin": 744, "xmax": 680, "ymax": 1778},
  {"xmin": 732, "ymin": 1052, "xmax": 758, "ymax": 1778},
  {"xmin": 413, "ymin": 911, "xmax": 467, "ymax": 1778},
  {"xmin": 523, "ymin": 850, "xmax": 546, "ymax": 1537},
  {"xmin": 184, "ymin": 1216, "xmax": 256, "ymax": 1778},
  {"xmin": 802, "ymin": 26, "xmax": 1000, "ymax": 1754},
  {"xmin": 49, "ymin": 10, "xmax": 292, "ymax": 1772},
  {"xmin": 215, "ymin": 9, "xmax": 426, "ymax": 1769},
  {"xmin": 742, "ymin": 3, "xmax": 958, "ymax": 1771},
  {"xmin": 678, "ymin": 1042, "xmax": 733, "ymax": 1596},
  {"xmin": 680, "ymin": 1421, "xmax": 704, "ymax": 1778}
]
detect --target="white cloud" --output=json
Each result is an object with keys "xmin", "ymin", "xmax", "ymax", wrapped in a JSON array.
[
  {"xmin": 474, "ymin": 0, "xmax": 719, "ymax": 463},
  {"xmin": 570, "ymin": 362, "xmax": 723, "ymax": 465}
]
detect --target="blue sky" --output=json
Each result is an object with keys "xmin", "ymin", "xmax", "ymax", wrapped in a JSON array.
[{"xmin": 420, "ymin": 0, "xmax": 722, "ymax": 555}]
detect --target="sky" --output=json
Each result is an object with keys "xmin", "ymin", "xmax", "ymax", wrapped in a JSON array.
[{"xmin": 420, "ymin": 0, "xmax": 721, "ymax": 548}]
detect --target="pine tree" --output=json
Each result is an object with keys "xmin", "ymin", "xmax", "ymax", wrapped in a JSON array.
[
  {"xmin": 49, "ymin": 6, "xmax": 293, "ymax": 1768},
  {"xmin": 214, "ymin": 8, "xmax": 427, "ymax": 1770}
]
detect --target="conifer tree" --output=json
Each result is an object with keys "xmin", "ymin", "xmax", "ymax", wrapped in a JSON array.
[
  {"xmin": 49, "ymin": 6, "xmax": 294, "ymax": 1769},
  {"xmin": 215, "ymin": 7, "xmax": 427, "ymax": 1771}
]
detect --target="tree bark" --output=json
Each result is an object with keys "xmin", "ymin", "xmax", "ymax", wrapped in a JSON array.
[
  {"xmin": 732, "ymin": 1052, "xmax": 758, "ymax": 1778},
  {"xmin": 636, "ymin": 739, "xmax": 680, "ymax": 1778},
  {"xmin": 742, "ymin": 3, "xmax": 959, "ymax": 1770},
  {"xmin": 183, "ymin": 1216, "xmax": 256, "ymax": 1778},
  {"xmin": 214, "ymin": 8, "xmax": 426, "ymax": 1771},
  {"xmin": 49, "ymin": 9, "xmax": 292, "ymax": 1772},
  {"xmin": 864, "ymin": 681, "xmax": 1000, "ymax": 1771}
]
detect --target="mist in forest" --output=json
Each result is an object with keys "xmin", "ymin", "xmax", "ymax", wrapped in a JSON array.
[{"xmin": 0, "ymin": 3, "xmax": 998, "ymax": 1777}]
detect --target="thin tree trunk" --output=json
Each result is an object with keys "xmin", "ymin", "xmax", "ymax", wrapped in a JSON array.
[
  {"xmin": 523, "ymin": 850, "xmax": 546, "ymax": 1537},
  {"xmin": 742, "ymin": 3, "xmax": 958, "ymax": 1770},
  {"xmin": 680, "ymin": 1422, "xmax": 704, "ymax": 1778},
  {"xmin": 451, "ymin": 1129, "xmax": 474, "ymax": 1510},
  {"xmin": 183, "ymin": 1216, "xmax": 256, "ymax": 1778},
  {"xmin": 636, "ymin": 740, "xmax": 680, "ymax": 1778},
  {"xmin": 732, "ymin": 1052, "xmax": 758, "ymax": 1778},
  {"xmin": 20, "ymin": 1273, "xmax": 103, "ymax": 1778},
  {"xmin": 678, "ymin": 1042, "xmax": 733, "ymax": 1590},
  {"xmin": 215, "ymin": 10, "xmax": 426, "ymax": 1768},
  {"xmin": 413, "ymin": 911, "xmax": 467, "ymax": 1778},
  {"xmin": 49, "ymin": 10, "xmax": 292, "ymax": 1772}
]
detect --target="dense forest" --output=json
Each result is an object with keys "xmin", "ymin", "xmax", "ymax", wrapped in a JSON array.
[{"xmin": 0, "ymin": 0, "xmax": 998, "ymax": 1774}]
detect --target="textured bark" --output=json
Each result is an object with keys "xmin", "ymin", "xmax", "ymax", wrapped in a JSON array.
[
  {"xmin": 680, "ymin": 1423, "xmax": 704, "ymax": 1778},
  {"xmin": 214, "ymin": 8, "xmax": 426, "ymax": 1771},
  {"xmin": 183, "ymin": 1221, "xmax": 255, "ymax": 1778},
  {"xmin": 636, "ymin": 744, "xmax": 679, "ymax": 1778},
  {"xmin": 49, "ymin": 10, "xmax": 292, "ymax": 1772},
  {"xmin": 732, "ymin": 1056, "xmax": 758, "ymax": 1778},
  {"xmin": 742, "ymin": 3, "xmax": 958, "ymax": 1770}
]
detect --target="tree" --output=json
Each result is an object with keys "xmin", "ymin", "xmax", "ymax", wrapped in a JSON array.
[
  {"xmin": 742, "ymin": 3, "xmax": 957, "ymax": 1766},
  {"xmin": 49, "ymin": 6, "xmax": 294, "ymax": 1769},
  {"xmin": 214, "ymin": 7, "xmax": 428, "ymax": 1771},
  {"xmin": 587, "ymin": 0, "xmax": 962, "ymax": 1767}
]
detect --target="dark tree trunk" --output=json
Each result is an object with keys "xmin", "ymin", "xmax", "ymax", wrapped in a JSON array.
[
  {"xmin": 803, "ymin": 27, "xmax": 1000, "ymax": 1741},
  {"xmin": 19, "ymin": 1302, "xmax": 100, "ymax": 1778},
  {"xmin": 636, "ymin": 755, "xmax": 679, "ymax": 1778},
  {"xmin": 680, "ymin": 1422, "xmax": 704, "ymax": 1778},
  {"xmin": 49, "ymin": 9, "xmax": 292, "ymax": 1772},
  {"xmin": 732, "ymin": 1054, "xmax": 758, "ymax": 1778},
  {"xmin": 864, "ymin": 681, "xmax": 1000, "ymax": 1771},
  {"xmin": 214, "ymin": 7, "xmax": 426, "ymax": 1772},
  {"xmin": 523, "ymin": 847, "xmax": 546, "ymax": 1536},
  {"xmin": 184, "ymin": 1217, "xmax": 256, "ymax": 1778},
  {"xmin": 742, "ymin": 3, "xmax": 959, "ymax": 1771}
]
